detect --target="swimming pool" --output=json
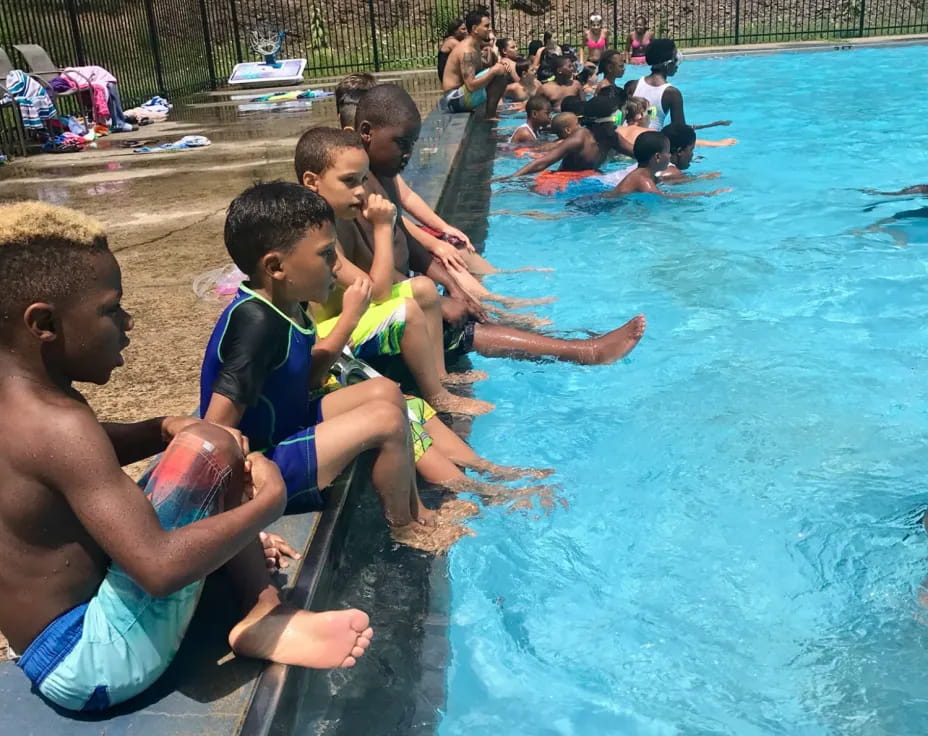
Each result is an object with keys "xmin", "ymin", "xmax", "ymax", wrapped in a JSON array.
[{"xmin": 441, "ymin": 45, "xmax": 928, "ymax": 735}]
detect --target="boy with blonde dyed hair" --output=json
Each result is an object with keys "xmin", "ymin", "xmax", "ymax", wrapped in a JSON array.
[{"xmin": 0, "ymin": 201, "xmax": 372, "ymax": 713}]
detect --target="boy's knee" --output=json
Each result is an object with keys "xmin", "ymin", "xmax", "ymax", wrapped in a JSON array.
[
  {"xmin": 410, "ymin": 276, "xmax": 440, "ymax": 308},
  {"xmin": 404, "ymin": 297, "xmax": 425, "ymax": 325},
  {"xmin": 369, "ymin": 398, "xmax": 408, "ymax": 437},
  {"xmin": 177, "ymin": 422, "xmax": 244, "ymax": 467},
  {"xmin": 366, "ymin": 377, "xmax": 405, "ymax": 409}
]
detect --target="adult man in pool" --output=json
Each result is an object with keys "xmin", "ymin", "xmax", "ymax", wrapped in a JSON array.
[
  {"xmin": 442, "ymin": 10, "xmax": 512, "ymax": 120},
  {"xmin": 347, "ymin": 83, "xmax": 647, "ymax": 364}
]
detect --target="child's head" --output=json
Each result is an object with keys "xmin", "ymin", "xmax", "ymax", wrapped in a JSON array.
[
  {"xmin": 645, "ymin": 39, "xmax": 680, "ymax": 76},
  {"xmin": 554, "ymin": 55, "xmax": 574, "ymax": 83},
  {"xmin": 515, "ymin": 57, "xmax": 531, "ymax": 79},
  {"xmin": 582, "ymin": 96, "xmax": 622, "ymax": 151},
  {"xmin": 633, "ymin": 131, "xmax": 671, "ymax": 170},
  {"xmin": 335, "ymin": 73, "xmax": 377, "ymax": 130},
  {"xmin": 525, "ymin": 94, "xmax": 552, "ymax": 129},
  {"xmin": 623, "ymin": 78, "xmax": 638, "ymax": 97},
  {"xmin": 551, "ymin": 112, "xmax": 579, "ymax": 138},
  {"xmin": 661, "ymin": 122, "xmax": 697, "ymax": 169},
  {"xmin": 354, "ymin": 83, "xmax": 422, "ymax": 178},
  {"xmin": 445, "ymin": 18, "xmax": 466, "ymax": 40},
  {"xmin": 0, "ymin": 202, "xmax": 130, "ymax": 385},
  {"xmin": 560, "ymin": 95, "xmax": 584, "ymax": 115},
  {"xmin": 598, "ymin": 49, "xmax": 625, "ymax": 79},
  {"xmin": 624, "ymin": 96, "xmax": 649, "ymax": 125},
  {"xmin": 225, "ymin": 181, "xmax": 337, "ymax": 303},
  {"xmin": 295, "ymin": 127, "xmax": 369, "ymax": 219},
  {"xmin": 596, "ymin": 83, "xmax": 627, "ymax": 107}
]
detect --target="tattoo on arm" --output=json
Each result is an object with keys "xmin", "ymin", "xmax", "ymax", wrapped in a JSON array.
[{"xmin": 461, "ymin": 51, "xmax": 478, "ymax": 83}]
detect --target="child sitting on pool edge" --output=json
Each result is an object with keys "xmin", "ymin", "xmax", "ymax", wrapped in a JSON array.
[
  {"xmin": 347, "ymin": 82, "xmax": 646, "ymax": 364},
  {"xmin": 0, "ymin": 201, "xmax": 372, "ymax": 713},
  {"xmin": 199, "ymin": 181, "xmax": 469, "ymax": 549}
]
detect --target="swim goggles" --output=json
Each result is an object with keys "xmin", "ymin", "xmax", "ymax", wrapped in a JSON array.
[{"xmin": 589, "ymin": 14, "xmax": 603, "ymax": 24}]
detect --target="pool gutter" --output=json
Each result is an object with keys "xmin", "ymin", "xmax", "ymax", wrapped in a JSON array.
[
  {"xmin": 236, "ymin": 103, "xmax": 473, "ymax": 736},
  {"xmin": 683, "ymin": 32, "xmax": 928, "ymax": 57}
]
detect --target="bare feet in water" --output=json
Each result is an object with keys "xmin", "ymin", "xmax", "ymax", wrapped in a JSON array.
[
  {"xmin": 427, "ymin": 391, "xmax": 495, "ymax": 416},
  {"xmin": 582, "ymin": 314, "xmax": 647, "ymax": 365},
  {"xmin": 229, "ymin": 594, "xmax": 373, "ymax": 669},
  {"xmin": 465, "ymin": 459, "xmax": 555, "ymax": 481},
  {"xmin": 440, "ymin": 369, "xmax": 489, "ymax": 387},
  {"xmin": 486, "ymin": 306, "xmax": 553, "ymax": 329},
  {"xmin": 485, "ymin": 294, "xmax": 557, "ymax": 309}
]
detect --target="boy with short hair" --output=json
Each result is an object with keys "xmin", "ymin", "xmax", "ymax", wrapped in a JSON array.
[
  {"xmin": 609, "ymin": 131, "xmax": 729, "ymax": 197},
  {"xmin": 349, "ymin": 83, "xmax": 647, "ymax": 364},
  {"xmin": 509, "ymin": 94, "xmax": 552, "ymax": 144},
  {"xmin": 335, "ymin": 72, "xmax": 376, "ymax": 130},
  {"xmin": 199, "ymin": 182, "xmax": 458, "ymax": 546},
  {"xmin": 0, "ymin": 201, "xmax": 372, "ymax": 712},
  {"xmin": 292, "ymin": 126, "xmax": 492, "ymax": 414}
]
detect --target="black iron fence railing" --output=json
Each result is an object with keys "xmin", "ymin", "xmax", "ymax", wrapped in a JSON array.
[{"xmin": 0, "ymin": 0, "xmax": 926, "ymax": 107}]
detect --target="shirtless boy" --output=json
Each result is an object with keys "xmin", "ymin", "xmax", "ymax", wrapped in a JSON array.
[
  {"xmin": 541, "ymin": 56, "xmax": 583, "ymax": 111},
  {"xmin": 509, "ymin": 95, "xmax": 552, "ymax": 144},
  {"xmin": 608, "ymin": 131, "xmax": 728, "ymax": 198},
  {"xmin": 0, "ymin": 202, "xmax": 372, "ymax": 712},
  {"xmin": 349, "ymin": 83, "xmax": 646, "ymax": 364},
  {"xmin": 442, "ymin": 10, "xmax": 512, "ymax": 119}
]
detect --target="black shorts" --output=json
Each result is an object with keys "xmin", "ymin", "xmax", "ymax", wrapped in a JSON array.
[{"xmin": 443, "ymin": 320, "xmax": 476, "ymax": 354}]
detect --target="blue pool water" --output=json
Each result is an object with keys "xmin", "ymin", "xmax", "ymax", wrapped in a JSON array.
[{"xmin": 440, "ymin": 46, "xmax": 928, "ymax": 735}]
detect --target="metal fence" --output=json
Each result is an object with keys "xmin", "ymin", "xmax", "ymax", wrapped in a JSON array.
[{"xmin": 1, "ymin": 0, "xmax": 926, "ymax": 107}]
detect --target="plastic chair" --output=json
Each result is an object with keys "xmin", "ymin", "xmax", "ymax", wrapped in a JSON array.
[
  {"xmin": 0, "ymin": 47, "xmax": 29, "ymax": 157},
  {"xmin": 12, "ymin": 43, "xmax": 91, "ymax": 118}
]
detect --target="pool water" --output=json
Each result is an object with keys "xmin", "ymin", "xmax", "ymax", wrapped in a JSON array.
[{"xmin": 440, "ymin": 46, "xmax": 928, "ymax": 735}]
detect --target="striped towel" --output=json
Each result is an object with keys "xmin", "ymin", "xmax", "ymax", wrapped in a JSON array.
[{"xmin": 4, "ymin": 70, "xmax": 57, "ymax": 128}]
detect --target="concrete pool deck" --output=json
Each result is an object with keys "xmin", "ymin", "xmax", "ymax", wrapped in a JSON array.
[{"xmin": 0, "ymin": 69, "xmax": 465, "ymax": 735}]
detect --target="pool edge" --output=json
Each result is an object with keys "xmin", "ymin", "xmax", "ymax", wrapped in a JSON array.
[{"xmin": 683, "ymin": 33, "xmax": 928, "ymax": 57}]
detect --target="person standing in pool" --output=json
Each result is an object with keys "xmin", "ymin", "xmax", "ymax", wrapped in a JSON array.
[
  {"xmin": 580, "ymin": 13, "xmax": 608, "ymax": 72},
  {"xmin": 351, "ymin": 84, "xmax": 647, "ymax": 364},
  {"xmin": 595, "ymin": 49, "xmax": 626, "ymax": 93},
  {"xmin": 442, "ymin": 11, "xmax": 512, "ymax": 120},
  {"xmin": 540, "ymin": 56, "xmax": 583, "ymax": 111},
  {"xmin": 633, "ymin": 38, "xmax": 685, "ymax": 130},
  {"xmin": 626, "ymin": 15, "xmax": 653, "ymax": 64},
  {"xmin": 607, "ymin": 131, "xmax": 728, "ymax": 198},
  {"xmin": 532, "ymin": 31, "xmax": 562, "ymax": 76},
  {"xmin": 438, "ymin": 19, "xmax": 468, "ymax": 82}
]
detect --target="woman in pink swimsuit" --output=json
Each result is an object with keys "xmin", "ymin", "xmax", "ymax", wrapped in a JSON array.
[
  {"xmin": 626, "ymin": 15, "xmax": 653, "ymax": 64},
  {"xmin": 580, "ymin": 13, "xmax": 608, "ymax": 71}
]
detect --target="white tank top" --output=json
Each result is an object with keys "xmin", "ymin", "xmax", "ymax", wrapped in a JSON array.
[
  {"xmin": 508, "ymin": 123, "xmax": 537, "ymax": 143},
  {"xmin": 634, "ymin": 77, "xmax": 671, "ymax": 130}
]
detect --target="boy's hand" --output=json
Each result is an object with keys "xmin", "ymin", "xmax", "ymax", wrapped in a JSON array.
[
  {"xmin": 362, "ymin": 193, "xmax": 396, "ymax": 228},
  {"xmin": 244, "ymin": 452, "xmax": 287, "ymax": 517},
  {"xmin": 444, "ymin": 225, "xmax": 476, "ymax": 253},
  {"xmin": 259, "ymin": 531, "xmax": 302, "ymax": 570},
  {"xmin": 342, "ymin": 276, "xmax": 373, "ymax": 323},
  {"xmin": 433, "ymin": 244, "xmax": 468, "ymax": 273}
]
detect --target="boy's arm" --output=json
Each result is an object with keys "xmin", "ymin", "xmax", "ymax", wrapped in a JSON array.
[
  {"xmin": 500, "ymin": 136, "xmax": 580, "ymax": 179},
  {"xmin": 663, "ymin": 87, "xmax": 686, "ymax": 126},
  {"xmin": 402, "ymin": 215, "xmax": 469, "ymax": 273},
  {"xmin": 692, "ymin": 121, "xmax": 732, "ymax": 130},
  {"xmin": 48, "ymin": 408, "xmax": 284, "ymax": 597},
  {"xmin": 361, "ymin": 193, "xmax": 399, "ymax": 302},
  {"xmin": 308, "ymin": 277, "xmax": 372, "ymax": 385},
  {"xmin": 395, "ymin": 175, "xmax": 475, "ymax": 252}
]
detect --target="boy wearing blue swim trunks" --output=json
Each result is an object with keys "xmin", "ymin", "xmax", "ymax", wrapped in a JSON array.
[
  {"xmin": 0, "ymin": 202, "xmax": 373, "ymax": 713},
  {"xmin": 200, "ymin": 182, "xmax": 442, "ymax": 540}
]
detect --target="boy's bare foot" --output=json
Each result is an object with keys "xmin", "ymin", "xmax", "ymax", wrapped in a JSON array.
[
  {"xmin": 466, "ymin": 459, "xmax": 555, "ymax": 481},
  {"xmin": 584, "ymin": 314, "xmax": 646, "ymax": 365},
  {"xmin": 391, "ymin": 520, "xmax": 473, "ymax": 553},
  {"xmin": 437, "ymin": 497, "xmax": 480, "ymax": 523},
  {"xmin": 229, "ymin": 599, "xmax": 373, "ymax": 669},
  {"xmin": 428, "ymin": 392, "xmax": 495, "ymax": 416},
  {"xmin": 441, "ymin": 369, "xmax": 489, "ymax": 386},
  {"xmin": 415, "ymin": 504, "xmax": 439, "ymax": 526}
]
